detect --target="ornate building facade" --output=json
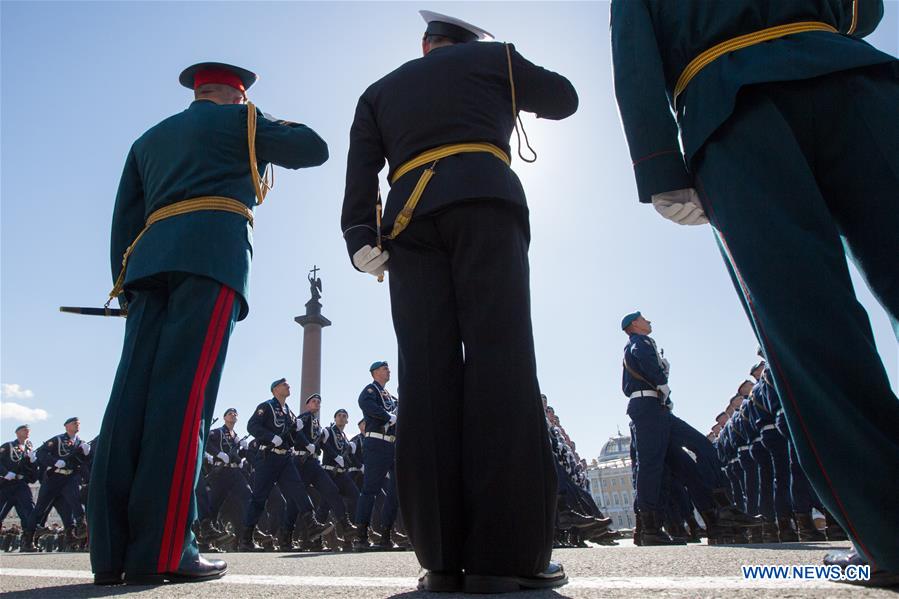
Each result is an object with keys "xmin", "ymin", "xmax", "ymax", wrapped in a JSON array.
[{"xmin": 586, "ymin": 434, "xmax": 635, "ymax": 530}]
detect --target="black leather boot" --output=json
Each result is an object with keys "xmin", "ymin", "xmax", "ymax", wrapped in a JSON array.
[
  {"xmin": 686, "ymin": 514, "xmax": 705, "ymax": 542},
  {"xmin": 713, "ymin": 488, "xmax": 766, "ymax": 528},
  {"xmin": 633, "ymin": 511, "xmax": 643, "ymax": 546},
  {"xmin": 19, "ymin": 530, "xmax": 36, "ymax": 552},
  {"xmin": 277, "ymin": 528, "xmax": 297, "ymax": 551},
  {"xmin": 640, "ymin": 511, "xmax": 686, "ymax": 546},
  {"xmin": 794, "ymin": 512, "xmax": 826, "ymax": 542},
  {"xmin": 776, "ymin": 516, "xmax": 799, "ymax": 542},
  {"xmin": 302, "ymin": 512, "xmax": 333, "ymax": 541},
  {"xmin": 351, "ymin": 524, "xmax": 371, "ymax": 552},
  {"xmin": 238, "ymin": 526, "xmax": 262, "ymax": 552},
  {"xmin": 198, "ymin": 519, "xmax": 232, "ymax": 545}
]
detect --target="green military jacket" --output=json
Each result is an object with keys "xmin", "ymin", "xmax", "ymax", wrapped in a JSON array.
[
  {"xmin": 611, "ymin": 0, "xmax": 896, "ymax": 203},
  {"xmin": 111, "ymin": 100, "xmax": 328, "ymax": 319}
]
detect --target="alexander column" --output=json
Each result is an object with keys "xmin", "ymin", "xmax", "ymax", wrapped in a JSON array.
[{"xmin": 295, "ymin": 265, "xmax": 331, "ymax": 402}]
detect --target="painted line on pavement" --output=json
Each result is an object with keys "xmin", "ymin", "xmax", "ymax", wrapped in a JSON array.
[{"xmin": 0, "ymin": 568, "xmax": 839, "ymax": 589}]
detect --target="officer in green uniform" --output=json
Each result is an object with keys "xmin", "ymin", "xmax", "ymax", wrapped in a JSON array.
[
  {"xmin": 611, "ymin": 0, "xmax": 898, "ymax": 585},
  {"xmin": 87, "ymin": 62, "xmax": 328, "ymax": 585}
]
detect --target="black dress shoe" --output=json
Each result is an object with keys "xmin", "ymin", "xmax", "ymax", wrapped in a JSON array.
[
  {"xmin": 464, "ymin": 562, "xmax": 568, "ymax": 594},
  {"xmin": 93, "ymin": 571, "xmax": 123, "ymax": 586},
  {"xmin": 124, "ymin": 555, "xmax": 227, "ymax": 585},
  {"xmin": 417, "ymin": 570, "xmax": 463, "ymax": 592},
  {"xmin": 824, "ymin": 548, "xmax": 899, "ymax": 588}
]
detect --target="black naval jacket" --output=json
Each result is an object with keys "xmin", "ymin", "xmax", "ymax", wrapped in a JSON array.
[
  {"xmin": 321, "ymin": 423, "xmax": 354, "ymax": 470},
  {"xmin": 0, "ymin": 439, "xmax": 38, "ymax": 483},
  {"xmin": 295, "ymin": 411, "xmax": 323, "ymax": 455},
  {"xmin": 36, "ymin": 433, "xmax": 88, "ymax": 475},
  {"xmin": 247, "ymin": 398, "xmax": 298, "ymax": 450},
  {"xmin": 207, "ymin": 425, "xmax": 245, "ymax": 465},
  {"xmin": 358, "ymin": 381, "xmax": 398, "ymax": 437},
  {"xmin": 341, "ymin": 41, "xmax": 578, "ymax": 262}
]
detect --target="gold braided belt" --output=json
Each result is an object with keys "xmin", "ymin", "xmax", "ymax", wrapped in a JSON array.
[
  {"xmin": 385, "ymin": 142, "xmax": 511, "ymax": 240},
  {"xmin": 673, "ymin": 21, "xmax": 838, "ymax": 108},
  {"xmin": 108, "ymin": 100, "xmax": 271, "ymax": 302}
]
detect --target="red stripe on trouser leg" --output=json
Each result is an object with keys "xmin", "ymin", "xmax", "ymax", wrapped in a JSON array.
[
  {"xmin": 156, "ymin": 286, "xmax": 231, "ymax": 572},
  {"xmin": 166, "ymin": 288, "xmax": 235, "ymax": 571},
  {"xmin": 697, "ymin": 176, "xmax": 875, "ymax": 568}
]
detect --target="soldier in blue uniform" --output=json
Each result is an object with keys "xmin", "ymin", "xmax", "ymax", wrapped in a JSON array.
[
  {"xmin": 0, "ymin": 425, "xmax": 37, "ymax": 529},
  {"xmin": 348, "ymin": 420, "xmax": 365, "ymax": 489},
  {"xmin": 87, "ymin": 61, "xmax": 327, "ymax": 584},
  {"xmin": 240, "ymin": 379, "xmax": 331, "ymax": 552},
  {"xmin": 321, "ymin": 409, "xmax": 360, "ymax": 529},
  {"xmin": 284, "ymin": 394, "xmax": 355, "ymax": 549},
  {"xmin": 750, "ymin": 364, "xmax": 798, "ymax": 543},
  {"xmin": 202, "ymin": 408, "xmax": 249, "ymax": 545},
  {"xmin": 341, "ymin": 10, "xmax": 576, "ymax": 592},
  {"xmin": 21, "ymin": 418, "xmax": 90, "ymax": 552},
  {"xmin": 352, "ymin": 362, "xmax": 401, "ymax": 552},
  {"xmin": 621, "ymin": 312, "xmax": 761, "ymax": 547},
  {"xmin": 611, "ymin": 1, "xmax": 898, "ymax": 583}
]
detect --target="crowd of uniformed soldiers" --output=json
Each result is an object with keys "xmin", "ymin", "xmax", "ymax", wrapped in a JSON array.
[
  {"xmin": 0, "ymin": 418, "xmax": 94, "ymax": 552},
  {"xmin": 708, "ymin": 352, "xmax": 848, "ymax": 545}
]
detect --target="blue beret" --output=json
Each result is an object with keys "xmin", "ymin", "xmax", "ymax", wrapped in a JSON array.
[
  {"xmin": 334, "ymin": 409, "xmax": 348, "ymax": 418},
  {"xmin": 305, "ymin": 393, "xmax": 322, "ymax": 404},
  {"xmin": 15, "ymin": 424, "xmax": 29, "ymax": 432},
  {"xmin": 270, "ymin": 378, "xmax": 286, "ymax": 392},
  {"xmin": 223, "ymin": 408, "xmax": 238, "ymax": 416},
  {"xmin": 621, "ymin": 311, "xmax": 641, "ymax": 331},
  {"xmin": 369, "ymin": 361, "xmax": 388, "ymax": 372},
  {"xmin": 64, "ymin": 417, "xmax": 79, "ymax": 425}
]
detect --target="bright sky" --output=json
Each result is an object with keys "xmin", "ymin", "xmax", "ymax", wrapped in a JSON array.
[{"xmin": 2, "ymin": 2, "xmax": 897, "ymax": 460}]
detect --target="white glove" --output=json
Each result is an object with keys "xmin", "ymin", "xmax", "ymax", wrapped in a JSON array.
[
  {"xmin": 81, "ymin": 443, "xmax": 91, "ymax": 456},
  {"xmin": 4, "ymin": 471, "xmax": 15, "ymax": 480},
  {"xmin": 239, "ymin": 438, "xmax": 249, "ymax": 450},
  {"xmin": 54, "ymin": 459, "xmax": 66, "ymax": 469},
  {"xmin": 361, "ymin": 465, "xmax": 365, "ymax": 473},
  {"xmin": 321, "ymin": 428, "xmax": 330, "ymax": 442},
  {"xmin": 27, "ymin": 451, "xmax": 37, "ymax": 462},
  {"xmin": 335, "ymin": 456, "xmax": 345, "ymax": 468},
  {"xmin": 205, "ymin": 452, "xmax": 214, "ymax": 464},
  {"xmin": 352, "ymin": 245, "xmax": 389, "ymax": 278},
  {"xmin": 306, "ymin": 443, "xmax": 316, "ymax": 454},
  {"xmin": 271, "ymin": 435, "xmax": 283, "ymax": 447},
  {"xmin": 349, "ymin": 441, "xmax": 357, "ymax": 453},
  {"xmin": 660, "ymin": 356, "xmax": 670, "ymax": 371},
  {"xmin": 388, "ymin": 414, "xmax": 397, "ymax": 426},
  {"xmin": 217, "ymin": 451, "xmax": 230, "ymax": 464},
  {"xmin": 651, "ymin": 188, "xmax": 708, "ymax": 226},
  {"xmin": 658, "ymin": 384, "xmax": 671, "ymax": 401}
]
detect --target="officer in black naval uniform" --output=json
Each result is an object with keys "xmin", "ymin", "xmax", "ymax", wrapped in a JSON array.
[
  {"xmin": 21, "ymin": 417, "xmax": 90, "ymax": 552},
  {"xmin": 240, "ymin": 379, "xmax": 331, "ymax": 551},
  {"xmin": 352, "ymin": 362, "xmax": 400, "ymax": 552},
  {"xmin": 340, "ymin": 10, "xmax": 576, "ymax": 593},
  {"xmin": 203, "ymin": 408, "xmax": 250, "ymax": 543},
  {"xmin": 0, "ymin": 425, "xmax": 37, "ymax": 528}
]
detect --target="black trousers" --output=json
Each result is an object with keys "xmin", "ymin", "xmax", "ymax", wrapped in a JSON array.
[{"xmin": 388, "ymin": 201, "xmax": 556, "ymax": 577}]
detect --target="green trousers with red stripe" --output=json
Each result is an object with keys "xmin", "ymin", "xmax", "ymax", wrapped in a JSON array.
[
  {"xmin": 88, "ymin": 273, "xmax": 239, "ymax": 575},
  {"xmin": 694, "ymin": 64, "xmax": 899, "ymax": 572}
]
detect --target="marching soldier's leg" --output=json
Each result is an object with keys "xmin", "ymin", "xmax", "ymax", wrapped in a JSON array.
[
  {"xmin": 695, "ymin": 79, "xmax": 899, "ymax": 572},
  {"xmin": 761, "ymin": 431, "xmax": 796, "ymax": 542},
  {"xmin": 388, "ymin": 217, "xmax": 465, "ymax": 571},
  {"xmin": 123, "ymin": 275, "xmax": 238, "ymax": 578},
  {"xmin": 88, "ymin": 278, "xmax": 167, "ymax": 574},
  {"xmin": 445, "ymin": 202, "xmax": 557, "ymax": 575}
]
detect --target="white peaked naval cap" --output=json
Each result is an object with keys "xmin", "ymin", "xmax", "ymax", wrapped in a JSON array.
[{"xmin": 420, "ymin": 10, "xmax": 494, "ymax": 42}]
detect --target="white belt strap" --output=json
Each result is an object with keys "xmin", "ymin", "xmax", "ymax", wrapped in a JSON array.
[
  {"xmin": 629, "ymin": 390, "xmax": 659, "ymax": 399},
  {"xmin": 365, "ymin": 432, "xmax": 396, "ymax": 443},
  {"xmin": 761, "ymin": 424, "xmax": 778, "ymax": 432}
]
